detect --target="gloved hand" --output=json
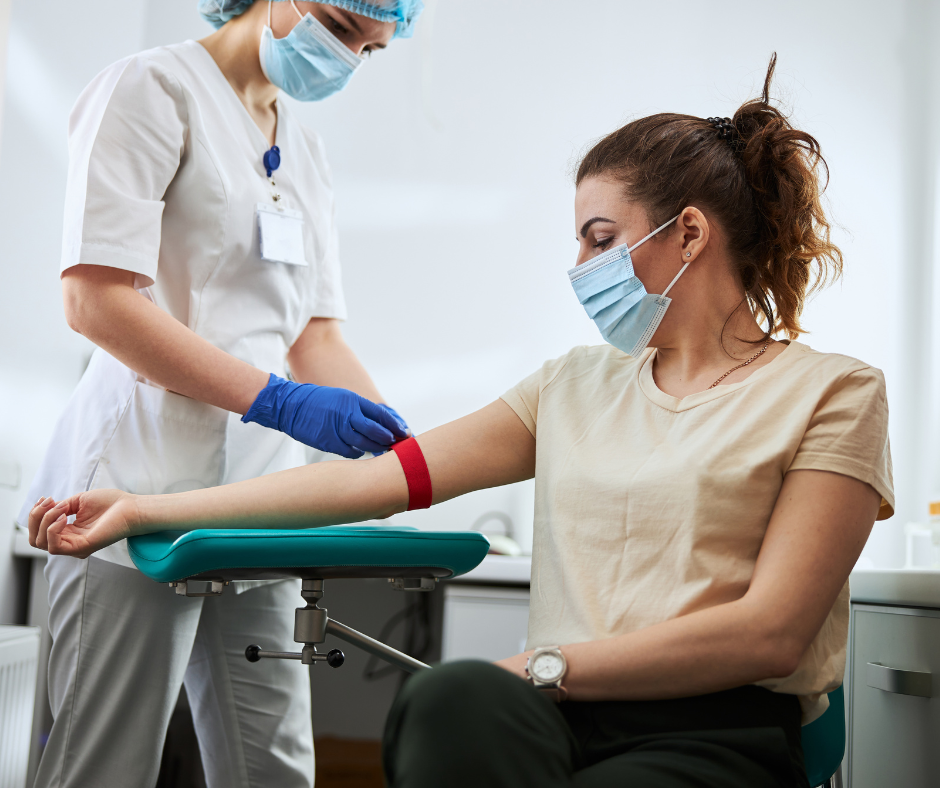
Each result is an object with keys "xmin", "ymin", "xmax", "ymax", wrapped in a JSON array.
[
  {"xmin": 382, "ymin": 406, "xmax": 413, "ymax": 438},
  {"xmin": 242, "ymin": 374, "xmax": 410, "ymax": 459}
]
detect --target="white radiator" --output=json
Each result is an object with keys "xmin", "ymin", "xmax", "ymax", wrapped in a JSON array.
[{"xmin": 0, "ymin": 626, "xmax": 40, "ymax": 788}]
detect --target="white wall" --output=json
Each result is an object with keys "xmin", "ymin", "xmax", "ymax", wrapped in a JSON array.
[{"xmin": 0, "ymin": 0, "xmax": 935, "ymax": 621}]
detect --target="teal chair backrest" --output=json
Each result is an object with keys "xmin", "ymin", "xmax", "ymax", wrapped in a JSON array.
[{"xmin": 800, "ymin": 685, "xmax": 845, "ymax": 787}]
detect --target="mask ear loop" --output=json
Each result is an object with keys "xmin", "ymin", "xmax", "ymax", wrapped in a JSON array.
[
  {"xmin": 661, "ymin": 260, "xmax": 691, "ymax": 299},
  {"xmin": 271, "ymin": 0, "xmax": 303, "ymax": 29},
  {"xmin": 627, "ymin": 215, "xmax": 679, "ymax": 254},
  {"xmin": 625, "ymin": 214, "xmax": 689, "ymax": 299}
]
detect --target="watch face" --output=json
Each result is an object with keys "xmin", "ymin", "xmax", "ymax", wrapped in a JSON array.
[{"xmin": 532, "ymin": 651, "xmax": 565, "ymax": 683}]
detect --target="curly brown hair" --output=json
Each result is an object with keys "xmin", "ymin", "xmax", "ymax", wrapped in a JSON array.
[{"xmin": 575, "ymin": 54, "xmax": 842, "ymax": 340}]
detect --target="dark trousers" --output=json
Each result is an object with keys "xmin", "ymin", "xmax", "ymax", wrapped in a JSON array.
[{"xmin": 383, "ymin": 661, "xmax": 809, "ymax": 788}]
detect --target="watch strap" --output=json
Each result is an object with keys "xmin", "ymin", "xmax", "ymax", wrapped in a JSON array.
[{"xmin": 537, "ymin": 685, "xmax": 568, "ymax": 703}]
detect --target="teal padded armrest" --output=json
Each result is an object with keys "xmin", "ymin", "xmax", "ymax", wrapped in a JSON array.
[{"xmin": 127, "ymin": 525, "xmax": 491, "ymax": 584}]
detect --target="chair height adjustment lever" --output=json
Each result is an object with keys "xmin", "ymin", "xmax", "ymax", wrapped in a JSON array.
[{"xmin": 245, "ymin": 644, "xmax": 345, "ymax": 668}]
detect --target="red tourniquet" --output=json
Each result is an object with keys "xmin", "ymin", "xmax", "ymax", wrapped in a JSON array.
[{"xmin": 390, "ymin": 437, "xmax": 433, "ymax": 511}]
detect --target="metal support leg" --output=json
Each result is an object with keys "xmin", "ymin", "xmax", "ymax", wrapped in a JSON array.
[
  {"xmin": 326, "ymin": 618, "xmax": 429, "ymax": 673},
  {"xmin": 245, "ymin": 578, "xmax": 430, "ymax": 673}
]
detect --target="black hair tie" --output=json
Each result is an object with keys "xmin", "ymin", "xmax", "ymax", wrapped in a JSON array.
[{"xmin": 707, "ymin": 117, "xmax": 743, "ymax": 152}]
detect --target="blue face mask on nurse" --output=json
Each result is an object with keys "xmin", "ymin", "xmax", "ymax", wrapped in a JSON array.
[
  {"xmin": 258, "ymin": 0, "xmax": 364, "ymax": 101},
  {"xmin": 201, "ymin": 0, "xmax": 424, "ymax": 101}
]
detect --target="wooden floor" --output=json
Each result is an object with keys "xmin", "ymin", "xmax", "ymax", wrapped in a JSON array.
[{"xmin": 315, "ymin": 737, "xmax": 385, "ymax": 788}]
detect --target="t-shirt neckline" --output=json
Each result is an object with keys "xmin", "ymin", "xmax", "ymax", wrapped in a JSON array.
[{"xmin": 638, "ymin": 340, "xmax": 800, "ymax": 413}]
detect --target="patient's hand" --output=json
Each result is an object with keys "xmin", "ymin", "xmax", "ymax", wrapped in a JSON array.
[{"xmin": 28, "ymin": 490, "xmax": 139, "ymax": 559}]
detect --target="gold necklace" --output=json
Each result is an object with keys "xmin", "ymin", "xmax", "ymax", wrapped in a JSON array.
[{"xmin": 708, "ymin": 341, "xmax": 772, "ymax": 389}]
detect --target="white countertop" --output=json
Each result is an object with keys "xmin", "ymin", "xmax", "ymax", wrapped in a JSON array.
[
  {"xmin": 454, "ymin": 563, "xmax": 940, "ymax": 599},
  {"xmin": 850, "ymin": 568, "xmax": 940, "ymax": 609}
]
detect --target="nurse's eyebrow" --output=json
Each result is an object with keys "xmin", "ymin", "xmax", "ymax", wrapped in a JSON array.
[
  {"xmin": 580, "ymin": 217, "xmax": 616, "ymax": 238},
  {"xmin": 338, "ymin": 9, "xmax": 363, "ymax": 33}
]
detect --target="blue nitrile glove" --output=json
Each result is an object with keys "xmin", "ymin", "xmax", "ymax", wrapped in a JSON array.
[
  {"xmin": 242, "ymin": 374, "xmax": 409, "ymax": 459},
  {"xmin": 383, "ymin": 406, "xmax": 413, "ymax": 438}
]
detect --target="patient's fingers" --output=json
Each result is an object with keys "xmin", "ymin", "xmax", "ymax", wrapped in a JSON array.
[
  {"xmin": 43, "ymin": 515, "xmax": 69, "ymax": 554},
  {"xmin": 28, "ymin": 497, "xmax": 44, "ymax": 545},
  {"xmin": 46, "ymin": 515, "xmax": 78, "ymax": 558},
  {"xmin": 37, "ymin": 500, "xmax": 70, "ymax": 551},
  {"xmin": 28, "ymin": 497, "xmax": 56, "ymax": 547}
]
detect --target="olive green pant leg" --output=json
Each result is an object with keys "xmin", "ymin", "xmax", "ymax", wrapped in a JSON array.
[
  {"xmin": 573, "ymin": 735, "xmax": 794, "ymax": 788},
  {"xmin": 383, "ymin": 660, "xmax": 579, "ymax": 788}
]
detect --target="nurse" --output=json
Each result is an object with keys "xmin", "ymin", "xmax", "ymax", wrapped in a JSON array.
[{"xmin": 19, "ymin": 1, "xmax": 421, "ymax": 787}]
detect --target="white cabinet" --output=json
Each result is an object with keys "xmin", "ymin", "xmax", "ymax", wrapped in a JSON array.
[
  {"xmin": 848, "ymin": 604, "xmax": 940, "ymax": 786},
  {"xmin": 441, "ymin": 586, "xmax": 530, "ymax": 663}
]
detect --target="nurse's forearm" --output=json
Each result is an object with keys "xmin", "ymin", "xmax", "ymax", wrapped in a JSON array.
[
  {"xmin": 63, "ymin": 264, "xmax": 268, "ymax": 414},
  {"xmin": 287, "ymin": 318, "xmax": 384, "ymax": 402}
]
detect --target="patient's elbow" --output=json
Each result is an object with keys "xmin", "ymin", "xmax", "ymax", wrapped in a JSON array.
[
  {"xmin": 762, "ymin": 642, "xmax": 804, "ymax": 679},
  {"xmin": 753, "ymin": 626, "xmax": 807, "ymax": 679}
]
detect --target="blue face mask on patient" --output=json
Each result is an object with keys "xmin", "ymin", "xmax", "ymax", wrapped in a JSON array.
[
  {"xmin": 259, "ymin": 0, "xmax": 363, "ymax": 102},
  {"xmin": 568, "ymin": 215, "xmax": 686, "ymax": 357}
]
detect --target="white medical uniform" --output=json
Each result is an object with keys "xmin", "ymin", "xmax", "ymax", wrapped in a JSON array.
[{"xmin": 20, "ymin": 40, "xmax": 348, "ymax": 788}]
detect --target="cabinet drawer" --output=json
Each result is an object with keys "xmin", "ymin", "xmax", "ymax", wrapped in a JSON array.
[
  {"xmin": 441, "ymin": 586, "xmax": 530, "ymax": 663},
  {"xmin": 849, "ymin": 605, "xmax": 940, "ymax": 787}
]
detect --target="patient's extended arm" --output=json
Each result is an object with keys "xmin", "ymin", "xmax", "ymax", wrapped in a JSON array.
[
  {"xmin": 29, "ymin": 399, "xmax": 535, "ymax": 559},
  {"xmin": 29, "ymin": 401, "xmax": 883, "ymax": 705}
]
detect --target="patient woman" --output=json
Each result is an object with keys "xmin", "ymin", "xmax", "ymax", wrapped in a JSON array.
[{"xmin": 30, "ymin": 56, "xmax": 891, "ymax": 788}]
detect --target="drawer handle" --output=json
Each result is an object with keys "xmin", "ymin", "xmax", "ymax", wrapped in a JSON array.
[{"xmin": 866, "ymin": 662, "xmax": 932, "ymax": 698}]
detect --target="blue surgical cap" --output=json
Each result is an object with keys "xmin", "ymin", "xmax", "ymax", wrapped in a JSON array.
[{"xmin": 198, "ymin": 0, "xmax": 423, "ymax": 39}]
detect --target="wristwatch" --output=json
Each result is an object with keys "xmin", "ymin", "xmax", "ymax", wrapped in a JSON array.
[{"xmin": 526, "ymin": 646, "xmax": 568, "ymax": 702}]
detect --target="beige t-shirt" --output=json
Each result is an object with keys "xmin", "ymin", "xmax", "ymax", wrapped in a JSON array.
[{"xmin": 501, "ymin": 341, "xmax": 894, "ymax": 723}]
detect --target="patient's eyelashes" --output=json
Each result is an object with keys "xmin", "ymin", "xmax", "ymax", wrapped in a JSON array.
[{"xmin": 592, "ymin": 237, "xmax": 614, "ymax": 250}]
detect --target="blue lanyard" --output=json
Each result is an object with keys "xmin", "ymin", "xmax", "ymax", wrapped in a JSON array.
[
  {"xmin": 263, "ymin": 145, "xmax": 282, "ymax": 204},
  {"xmin": 263, "ymin": 145, "xmax": 281, "ymax": 178}
]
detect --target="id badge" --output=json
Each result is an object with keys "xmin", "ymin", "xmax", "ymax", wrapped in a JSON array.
[{"xmin": 257, "ymin": 203, "xmax": 308, "ymax": 266}]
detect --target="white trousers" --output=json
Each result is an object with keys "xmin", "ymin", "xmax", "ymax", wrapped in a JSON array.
[{"xmin": 35, "ymin": 555, "xmax": 315, "ymax": 788}]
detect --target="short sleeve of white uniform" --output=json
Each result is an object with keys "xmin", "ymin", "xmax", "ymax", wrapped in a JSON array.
[{"xmin": 61, "ymin": 55, "xmax": 187, "ymax": 288}]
